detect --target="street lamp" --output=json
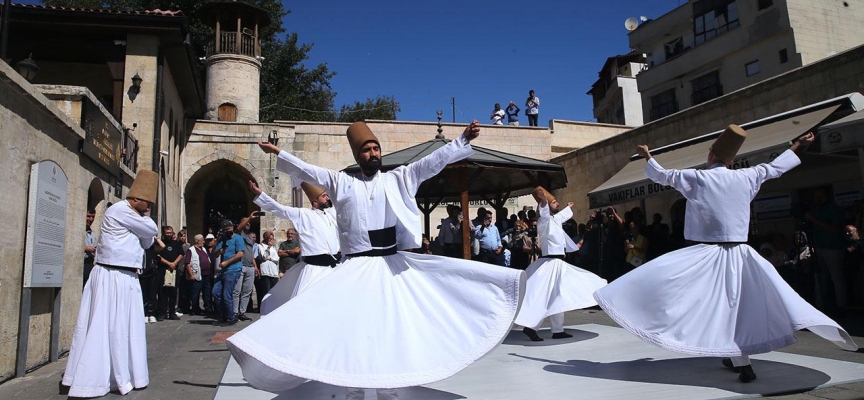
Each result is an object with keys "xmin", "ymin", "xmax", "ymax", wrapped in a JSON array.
[
  {"xmin": 268, "ymin": 130, "xmax": 279, "ymax": 186},
  {"xmin": 16, "ymin": 53, "xmax": 39, "ymax": 82},
  {"xmin": 128, "ymin": 73, "xmax": 143, "ymax": 102}
]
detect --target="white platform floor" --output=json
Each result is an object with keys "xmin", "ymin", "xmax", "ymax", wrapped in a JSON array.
[{"xmin": 214, "ymin": 323, "xmax": 864, "ymax": 400}]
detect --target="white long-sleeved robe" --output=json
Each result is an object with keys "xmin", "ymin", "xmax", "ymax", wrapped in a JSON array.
[
  {"xmin": 515, "ymin": 202, "xmax": 607, "ymax": 331},
  {"xmin": 226, "ymin": 135, "xmax": 525, "ymax": 392},
  {"xmin": 594, "ymin": 149, "xmax": 856, "ymax": 356},
  {"xmin": 254, "ymin": 192, "xmax": 340, "ymax": 314},
  {"xmin": 62, "ymin": 200, "xmax": 157, "ymax": 398}
]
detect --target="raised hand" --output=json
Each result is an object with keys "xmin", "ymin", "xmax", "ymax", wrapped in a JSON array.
[
  {"xmin": 258, "ymin": 141, "xmax": 281, "ymax": 155},
  {"xmin": 462, "ymin": 120, "xmax": 481, "ymax": 142},
  {"xmin": 248, "ymin": 180, "xmax": 262, "ymax": 196}
]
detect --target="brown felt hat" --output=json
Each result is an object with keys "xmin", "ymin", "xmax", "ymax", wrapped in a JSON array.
[
  {"xmin": 710, "ymin": 124, "xmax": 747, "ymax": 163},
  {"xmin": 347, "ymin": 121, "xmax": 380, "ymax": 163},
  {"xmin": 128, "ymin": 170, "xmax": 158, "ymax": 203},
  {"xmin": 301, "ymin": 181, "xmax": 326, "ymax": 203},
  {"xmin": 532, "ymin": 186, "xmax": 556, "ymax": 204}
]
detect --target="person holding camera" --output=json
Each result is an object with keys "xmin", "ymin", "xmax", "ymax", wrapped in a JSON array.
[
  {"xmin": 248, "ymin": 180, "xmax": 340, "ymax": 315},
  {"xmin": 233, "ymin": 213, "xmax": 261, "ymax": 320},
  {"xmin": 516, "ymin": 187, "xmax": 607, "ymax": 342},
  {"xmin": 508, "ymin": 220, "xmax": 533, "ymax": 270},
  {"xmin": 212, "ymin": 219, "xmax": 246, "ymax": 325},
  {"xmin": 624, "ymin": 220, "xmax": 648, "ymax": 273},
  {"xmin": 438, "ymin": 205, "xmax": 466, "ymax": 258},
  {"xmin": 595, "ymin": 128, "xmax": 856, "ymax": 384},
  {"xmin": 228, "ymin": 121, "xmax": 524, "ymax": 397}
]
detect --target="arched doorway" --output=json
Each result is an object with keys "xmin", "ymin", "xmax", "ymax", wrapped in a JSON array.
[{"xmin": 184, "ymin": 160, "xmax": 261, "ymax": 238}]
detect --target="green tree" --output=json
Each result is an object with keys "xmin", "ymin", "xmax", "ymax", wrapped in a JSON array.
[{"xmin": 336, "ymin": 95, "xmax": 401, "ymax": 123}]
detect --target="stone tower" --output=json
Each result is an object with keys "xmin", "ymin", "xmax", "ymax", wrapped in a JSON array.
[{"xmin": 198, "ymin": 1, "xmax": 270, "ymax": 123}]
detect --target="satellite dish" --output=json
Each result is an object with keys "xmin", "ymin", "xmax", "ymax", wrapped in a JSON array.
[{"xmin": 624, "ymin": 17, "xmax": 639, "ymax": 31}]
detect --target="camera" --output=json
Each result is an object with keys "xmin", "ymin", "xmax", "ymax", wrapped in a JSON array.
[
  {"xmin": 256, "ymin": 211, "xmax": 267, "ymax": 216},
  {"xmin": 218, "ymin": 228, "xmax": 234, "ymax": 242}
]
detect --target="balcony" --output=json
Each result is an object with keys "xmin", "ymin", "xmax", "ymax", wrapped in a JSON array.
[
  {"xmin": 206, "ymin": 31, "xmax": 259, "ymax": 58},
  {"xmin": 691, "ymin": 84, "xmax": 723, "ymax": 106},
  {"xmin": 650, "ymin": 101, "xmax": 679, "ymax": 121}
]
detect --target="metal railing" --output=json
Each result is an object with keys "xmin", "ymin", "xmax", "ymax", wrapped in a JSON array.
[{"xmin": 205, "ymin": 31, "xmax": 258, "ymax": 58}]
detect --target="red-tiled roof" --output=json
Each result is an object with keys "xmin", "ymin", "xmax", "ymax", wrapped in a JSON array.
[{"xmin": 13, "ymin": 3, "xmax": 184, "ymax": 17}]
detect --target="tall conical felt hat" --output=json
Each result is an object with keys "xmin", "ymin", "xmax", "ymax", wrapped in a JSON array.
[
  {"xmin": 532, "ymin": 186, "xmax": 556, "ymax": 204},
  {"xmin": 127, "ymin": 170, "xmax": 158, "ymax": 203},
  {"xmin": 710, "ymin": 124, "xmax": 747, "ymax": 163},
  {"xmin": 300, "ymin": 181, "xmax": 325, "ymax": 203},
  {"xmin": 346, "ymin": 121, "xmax": 380, "ymax": 163}
]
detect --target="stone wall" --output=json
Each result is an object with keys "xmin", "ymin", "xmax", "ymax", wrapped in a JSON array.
[
  {"xmin": 788, "ymin": 0, "xmax": 864, "ymax": 64},
  {"xmin": 549, "ymin": 120, "xmax": 631, "ymax": 156},
  {"xmin": 0, "ymin": 62, "xmax": 129, "ymax": 382},
  {"xmin": 552, "ymin": 43, "xmax": 864, "ymax": 222}
]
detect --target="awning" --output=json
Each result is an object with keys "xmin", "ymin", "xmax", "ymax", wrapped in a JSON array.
[
  {"xmin": 818, "ymin": 109, "xmax": 864, "ymax": 153},
  {"xmin": 588, "ymin": 104, "xmax": 841, "ymax": 208}
]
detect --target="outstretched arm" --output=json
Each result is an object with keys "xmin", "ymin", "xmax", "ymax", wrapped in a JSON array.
[
  {"xmin": 250, "ymin": 180, "xmax": 302, "ymax": 222},
  {"xmin": 258, "ymin": 141, "xmax": 340, "ymax": 195},
  {"xmin": 398, "ymin": 121, "xmax": 478, "ymax": 194}
]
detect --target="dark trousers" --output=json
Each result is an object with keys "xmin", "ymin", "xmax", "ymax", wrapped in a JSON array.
[
  {"xmin": 177, "ymin": 271, "xmax": 190, "ymax": 313},
  {"xmin": 475, "ymin": 249, "xmax": 505, "ymax": 266},
  {"xmin": 527, "ymin": 114, "xmax": 539, "ymax": 126},
  {"xmin": 139, "ymin": 272, "xmax": 159, "ymax": 317},
  {"xmin": 83, "ymin": 262, "xmax": 94, "ymax": 288},
  {"xmin": 189, "ymin": 277, "xmax": 211, "ymax": 314},
  {"xmin": 158, "ymin": 270, "xmax": 178, "ymax": 318},
  {"xmin": 256, "ymin": 276, "xmax": 279, "ymax": 308}
]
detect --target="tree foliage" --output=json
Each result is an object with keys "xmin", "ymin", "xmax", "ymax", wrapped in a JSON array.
[
  {"xmin": 41, "ymin": 0, "xmax": 398, "ymax": 122},
  {"xmin": 336, "ymin": 95, "xmax": 400, "ymax": 123}
]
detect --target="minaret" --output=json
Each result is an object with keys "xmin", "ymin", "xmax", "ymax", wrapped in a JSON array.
[{"xmin": 198, "ymin": 1, "xmax": 270, "ymax": 123}]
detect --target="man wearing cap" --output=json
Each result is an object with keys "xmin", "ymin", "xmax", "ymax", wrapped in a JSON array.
[
  {"xmin": 516, "ymin": 187, "xmax": 607, "ymax": 342},
  {"xmin": 594, "ymin": 128, "xmax": 857, "ymax": 383},
  {"xmin": 247, "ymin": 180, "xmax": 341, "ymax": 315},
  {"xmin": 62, "ymin": 170, "xmax": 159, "ymax": 397},
  {"xmin": 212, "ymin": 218, "xmax": 246, "ymax": 325},
  {"xmin": 227, "ymin": 121, "xmax": 524, "ymax": 396}
]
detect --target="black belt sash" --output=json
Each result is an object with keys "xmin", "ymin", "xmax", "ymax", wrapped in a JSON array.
[
  {"xmin": 541, "ymin": 254, "xmax": 566, "ymax": 260},
  {"xmin": 303, "ymin": 253, "xmax": 340, "ymax": 267},
  {"xmin": 347, "ymin": 227, "xmax": 397, "ymax": 258},
  {"xmin": 98, "ymin": 263, "xmax": 139, "ymax": 273}
]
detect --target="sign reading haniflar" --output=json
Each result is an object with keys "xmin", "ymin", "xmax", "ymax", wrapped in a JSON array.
[
  {"xmin": 24, "ymin": 160, "xmax": 68, "ymax": 288},
  {"xmin": 81, "ymin": 99, "xmax": 123, "ymax": 177}
]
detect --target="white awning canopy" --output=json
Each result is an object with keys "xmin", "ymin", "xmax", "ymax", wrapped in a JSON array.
[
  {"xmin": 588, "ymin": 105, "xmax": 841, "ymax": 208},
  {"xmin": 818, "ymin": 109, "xmax": 864, "ymax": 153}
]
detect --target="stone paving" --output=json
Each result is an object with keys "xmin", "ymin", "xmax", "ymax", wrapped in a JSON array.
[{"xmin": 0, "ymin": 309, "xmax": 862, "ymax": 399}]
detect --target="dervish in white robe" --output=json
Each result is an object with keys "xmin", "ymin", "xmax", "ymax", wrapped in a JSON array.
[
  {"xmin": 515, "ymin": 188, "xmax": 607, "ymax": 341},
  {"xmin": 226, "ymin": 121, "xmax": 525, "ymax": 393},
  {"xmin": 62, "ymin": 171, "xmax": 159, "ymax": 398},
  {"xmin": 594, "ymin": 130, "xmax": 856, "ymax": 383},
  {"xmin": 252, "ymin": 184, "xmax": 341, "ymax": 315}
]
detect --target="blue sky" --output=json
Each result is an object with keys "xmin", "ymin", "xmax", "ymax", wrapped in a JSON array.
[{"xmin": 283, "ymin": 1, "xmax": 684, "ymax": 124}]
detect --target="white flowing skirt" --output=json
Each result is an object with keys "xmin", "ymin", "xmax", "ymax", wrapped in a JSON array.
[
  {"xmin": 227, "ymin": 251, "xmax": 525, "ymax": 392},
  {"xmin": 260, "ymin": 262, "xmax": 335, "ymax": 316},
  {"xmin": 515, "ymin": 258, "xmax": 607, "ymax": 329},
  {"xmin": 62, "ymin": 265, "xmax": 149, "ymax": 398},
  {"xmin": 594, "ymin": 244, "xmax": 857, "ymax": 357}
]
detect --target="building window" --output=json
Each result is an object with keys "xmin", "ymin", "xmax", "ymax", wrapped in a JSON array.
[
  {"xmin": 758, "ymin": 0, "xmax": 773, "ymax": 10},
  {"xmin": 779, "ymin": 48, "xmax": 788, "ymax": 64},
  {"xmin": 691, "ymin": 71, "xmax": 723, "ymax": 105},
  {"xmin": 218, "ymin": 103, "xmax": 237, "ymax": 122},
  {"xmin": 693, "ymin": 0, "xmax": 740, "ymax": 46},
  {"xmin": 664, "ymin": 37, "xmax": 685, "ymax": 60},
  {"xmin": 745, "ymin": 60, "xmax": 760, "ymax": 77},
  {"xmin": 615, "ymin": 103, "xmax": 625, "ymax": 124},
  {"xmin": 650, "ymin": 89, "xmax": 678, "ymax": 121}
]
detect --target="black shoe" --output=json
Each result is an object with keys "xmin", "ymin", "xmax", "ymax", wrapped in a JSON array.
[
  {"xmin": 168, "ymin": 314, "xmax": 181, "ymax": 320},
  {"xmin": 721, "ymin": 358, "xmax": 740, "ymax": 372},
  {"xmin": 237, "ymin": 313, "xmax": 251, "ymax": 321},
  {"xmin": 222, "ymin": 318, "xmax": 238, "ymax": 326},
  {"xmin": 738, "ymin": 365, "xmax": 757, "ymax": 383},
  {"xmin": 551, "ymin": 332, "xmax": 573, "ymax": 339},
  {"xmin": 522, "ymin": 327, "xmax": 544, "ymax": 342},
  {"xmin": 155, "ymin": 316, "xmax": 165, "ymax": 322}
]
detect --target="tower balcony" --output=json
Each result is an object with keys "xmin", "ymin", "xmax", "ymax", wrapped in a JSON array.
[{"xmin": 206, "ymin": 31, "xmax": 260, "ymax": 58}]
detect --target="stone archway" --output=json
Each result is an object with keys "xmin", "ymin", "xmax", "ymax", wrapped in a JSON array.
[{"xmin": 184, "ymin": 159, "xmax": 263, "ymax": 238}]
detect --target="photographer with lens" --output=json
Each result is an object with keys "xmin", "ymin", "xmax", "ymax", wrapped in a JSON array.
[{"xmin": 212, "ymin": 219, "xmax": 246, "ymax": 325}]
